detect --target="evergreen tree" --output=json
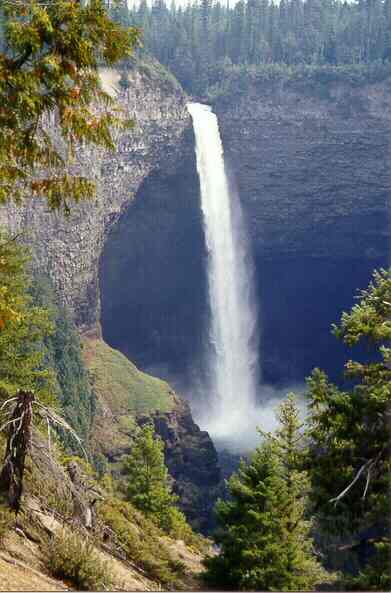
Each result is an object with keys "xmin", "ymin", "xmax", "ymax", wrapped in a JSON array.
[
  {"xmin": 125, "ymin": 423, "xmax": 178, "ymax": 532},
  {"xmin": 307, "ymin": 268, "xmax": 391, "ymax": 588},
  {"xmin": 0, "ymin": 0, "xmax": 138, "ymax": 211},
  {"xmin": 125, "ymin": 0, "xmax": 391, "ymax": 96},
  {"xmin": 205, "ymin": 396, "xmax": 332, "ymax": 591},
  {"xmin": 0, "ymin": 233, "xmax": 55, "ymax": 405},
  {"xmin": 29, "ymin": 275, "xmax": 95, "ymax": 444}
]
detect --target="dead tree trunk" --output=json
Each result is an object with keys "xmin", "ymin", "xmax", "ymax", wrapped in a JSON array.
[{"xmin": 0, "ymin": 391, "xmax": 34, "ymax": 512}]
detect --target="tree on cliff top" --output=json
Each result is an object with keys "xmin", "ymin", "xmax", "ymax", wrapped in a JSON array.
[
  {"xmin": 0, "ymin": 0, "xmax": 139, "ymax": 212},
  {"xmin": 205, "ymin": 396, "xmax": 332, "ymax": 591}
]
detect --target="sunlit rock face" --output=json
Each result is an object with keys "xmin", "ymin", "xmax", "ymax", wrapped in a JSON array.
[
  {"xmin": 101, "ymin": 76, "xmax": 390, "ymax": 391},
  {"xmin": 0, "ymin": 66, "xmax": 189, "ymax": 332}
]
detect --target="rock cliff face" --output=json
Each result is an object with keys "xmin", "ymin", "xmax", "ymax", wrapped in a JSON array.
[
  {"xmin": 100, "ymin": 75, "xmax": 390, "ymax": 389},
  {"xmin": 0, "ymin": 65, "xmax": 222, "ymax": 528},
  {"xmin": 140, "ymin": 397, "xmax": 220, "ymax": 532},
  {"xmin": 214, "ymin": 75, "xmax": 391, "ymax": 260},
  {"xmin": 0, "ymin": 66, "xmax": 189, "ymax": 331},
  {"xmin": 214, "ymin": 76, "xmax": 391, "ymax": 384},
  {"xmin": 2, "ymin": 69, "xmax": 390, "ymax": 513}
]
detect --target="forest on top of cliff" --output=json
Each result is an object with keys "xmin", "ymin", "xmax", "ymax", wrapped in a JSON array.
[{"xmin": 110, "ymin": 0, "xmax": 391, "ymax": 93}]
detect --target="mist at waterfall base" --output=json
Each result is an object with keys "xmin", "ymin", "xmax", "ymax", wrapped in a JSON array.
[
  {"xmin": 187, "ymin": 102, "xmax": 300, "ymax": 453},
  {"xmin": 192, "ymin": 380, "xmax": 308, "ymax": 453}
]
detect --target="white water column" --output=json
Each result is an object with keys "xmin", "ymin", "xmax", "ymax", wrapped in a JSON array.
[{"xmin": 188, "ymin": 103, "xmax": 260, "ymax": 448}]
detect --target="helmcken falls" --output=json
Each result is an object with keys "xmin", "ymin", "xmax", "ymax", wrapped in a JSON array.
[{"xmin": 188, "ymin": 103, "xmax": 260, "ymax": 450}]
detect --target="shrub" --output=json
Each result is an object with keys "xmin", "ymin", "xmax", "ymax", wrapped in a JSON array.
[
  {"xmin": 345, "ymin": 541, "xmax": 391, "ymax": 591},
  {"xmin": 44, "ymin": 529, "xmax": 112, "ymax": 591},
  {"xmin": 99, "ymin": 499, "xmax": 183, "ymax": 588},
  {"xmin": 168, "ymin": 506, "xmax": 208, "ymax": 552}
]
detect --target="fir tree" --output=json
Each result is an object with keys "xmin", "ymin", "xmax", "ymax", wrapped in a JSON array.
[
  {"xmin": 123, "ymin": 0, "xmax": 391, "ymax": 95},
  {"xmin": 306, "ymin": 267, "xmax": 391, "ymax": 588},
  {"xmin": 0, "ymin": 233, "xmax": 56, "ymax": 405},
  {"xmin": 205, "ymin": 396, "xmax": 332, "ymax": 591},
  {"xmin": 125, "ymin": 423, "xmax": 178, "ymax": 532},
  {"xmin": 29, "ymin": 275, "xmax": 95, "ymax": 444},
  {"xmin": 0, "ymin": 0, "xmax": 138, "ymax": 211}
]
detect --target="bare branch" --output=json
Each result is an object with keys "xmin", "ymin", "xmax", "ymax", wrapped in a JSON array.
[
  {"xmin": 0, "ymin": 415, "xmax": 24, "ymax": 434},
  {"xmin": 0, "ymin": 397, "xmax": 18, "ymax": 412},
  {"xmin": 33, "ymin": 402, "xmax": 88, "ymax": 461},
  {"xmin": 362, "ymin": 463, "xmax": 373, "ymax": 500},
  {"xmin": 329, "ymin": 460, "xmax": 371, "ymax": 505}
]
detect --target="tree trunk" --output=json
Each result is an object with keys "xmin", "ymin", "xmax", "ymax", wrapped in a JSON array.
[{"xmin": 0, "ymin": 391, "xmax": 34, "ymax": 512}]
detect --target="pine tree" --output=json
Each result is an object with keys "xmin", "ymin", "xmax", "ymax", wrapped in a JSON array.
[
  {"xmin": 0, "ymin": 0, "xmax": 138, "ymax": 211},
  {"xmin": 29, "ymin": 275, "xmax": 95, "ymax": 444},
  {"xmin": 125, "ymin": 423, "xmax": 178, "ymax": 532},
  {"xmin": 205, "ymin": 396, "xmax": 332, "ymax": 591},
  {"xmin": 0, "ymin": 233, "xmax": 55, "ymax": 405},
  {"xmin": 307, "ymin": 268, "xmax": 391, "ymax": 588}
]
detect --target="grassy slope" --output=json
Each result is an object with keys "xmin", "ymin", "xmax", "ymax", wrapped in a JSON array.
[
  {"xmin": 82, "ymin": 337, "xmax": 175, "ymax": 462},
  {"xmin": 83, "ymin": 337, "xmax": 174, "ymax": 415}
]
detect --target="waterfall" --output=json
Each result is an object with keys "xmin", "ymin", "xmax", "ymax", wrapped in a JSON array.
[{"xmin": 188, "ymin": 102, "xmax": 260, "ymax": 450}]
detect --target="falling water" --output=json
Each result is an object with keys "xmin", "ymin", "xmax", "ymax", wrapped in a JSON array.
[{"xmin": 188, "ymin": 103, "xmax": 260, "ymax": 450}]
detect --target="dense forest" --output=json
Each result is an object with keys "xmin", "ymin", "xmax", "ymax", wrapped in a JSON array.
[{"xmin": 110, "ymin": 0, "xmax": 391, "ymax": 91}]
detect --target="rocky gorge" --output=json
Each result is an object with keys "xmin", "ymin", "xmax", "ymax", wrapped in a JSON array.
[
  {"xmin": 101, "ymin": 68, "xmax": 391, "ymax": 392},
  {"xmin": 1, "ymin": 60, "xmax": 390, "ymax": 528}
]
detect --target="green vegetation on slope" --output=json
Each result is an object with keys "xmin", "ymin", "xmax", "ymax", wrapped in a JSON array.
[
  {"xmin": 1, "ymin": 426, "xmax": 207, "ymax": 592},
  {"xmin": 82, "ymin": 336, "xmax": 176, "ymax": 472},
  {"xmin": 204, "ymin": 61, "xmax": 391, "ymax": 103},
  {"xmin": 30, "ymin": 276, "xmax": 95, "ymax": 446},
  {"xmin": 44, "ymin": 529, "xmax": 113, "ymax": 591},
  {"xmin": 83, "ymin": 337, "xmax": 174, "ymax": 416},
  {"xmin": 0, "ymin": 234, "xmax": 56, "ymax": 406},
  {"xmin": 128, "ymin": 54, "xmax": 183, "ymax": 93},
  {"xmin": 100, "ymin": 497, "xmax": 202, "ymax": 589}
]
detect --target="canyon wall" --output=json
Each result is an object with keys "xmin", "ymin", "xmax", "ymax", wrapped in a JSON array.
[
  {"xmin": 215, "ymin": 73, "xmax": 391, "ymax": 260},
  {"xmin": 101, "ymin": 73, "xmax": 391, "ymax": 388},
  {"xmin": 0, "ymin": 65, "xmax": 223, "ymax": 529},
  {"xmin": 4, "ymin": 67, "xmax": 389, "ymax": 346},
  {"xmin": 0, "ymin": 65, "xmax": 189, "ymax": 331},
  {"xmin": 215, "ymin": 74, "xmax": 391, "ymax": 384}
]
